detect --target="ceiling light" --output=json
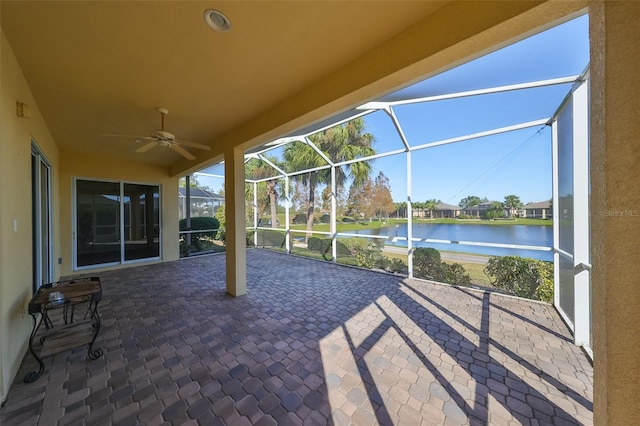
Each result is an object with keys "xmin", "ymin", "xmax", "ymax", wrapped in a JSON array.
[{"xmin": 204, "ymin": 9, "xmax": 231, "ymax": 32}]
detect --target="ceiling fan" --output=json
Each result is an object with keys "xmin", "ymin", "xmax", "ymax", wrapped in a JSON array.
[{"xmin": 103, "ymin": 108, "xmax": 210, "ymax": 160}]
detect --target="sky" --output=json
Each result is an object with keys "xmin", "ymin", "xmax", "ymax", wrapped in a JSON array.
[{"xmin": 197, "ymin": 14, "xmax": 590, "ymax": 207}]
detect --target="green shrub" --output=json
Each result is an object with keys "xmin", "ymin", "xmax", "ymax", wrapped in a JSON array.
[
  {"xmin": 292, "ymin": 213, "xmax": 307, "ymax": 224},
  {"xmin": 341, "ymin": 217, "xmax": 356, "ymax": 223},
  {"xmin": 215, "ymin": 208, "xmax": 226, "ymax": 240},
  {"xmin": 338, "ymin": 238, "xmax": 370, "ymax": 255},
  {"xmin": 320, "ymin": 213, "xmax": 330, "ymax": 224},
  {"xmin": 354, "ymin": 250, "xmax": 375, "ymax": 268},
  {"xmin": 413, "ymin": 248, "xmax": 443, "ymax": 280},
  {"xmin": 306, "ymin": 237, "xmax": 374, "ymax": 260},
  {"xmin": 390, "ymin": 258, "xmax": 408, "ymax": 274},
  {"xmin": 245, "ymin": 231, "xmax": 255, "ymax": 247},
  {"xmin": 179, "ymin": 216, "xmax": 220, "ymax": 232},
  {"xmin": 333, "ymin": 241, "xmax": 352, "ymax": 257},
  {"xmin": 335, "ymin": 238, "xmax": 377, "ymax": 267},
  {"xmin": 217, "ymin": 228, "xmax": 226, "ymax": 245},
  {"xmin": 413, "ymin": 247, "xmax": 471, "ymax": 286},
  {"xmin": 441, "ymin": 263, "xmax": 471, "ymax": 286},
  {"xmin": 485, "ymin": 210, "xmax": 506, "ymax": 219},
  {"xmin": 373, "ymin": 255, "xmax": 389, "ymax": 270},
  {"xmin": 308, "ymin": 237, "xmax": 332, "ymax": 255},
  {"xmin": 179, "ymin": 216, "xmax": 220, "ymax": 253},
  {"xmin": 302, "ymin": 237, "xmax": 407, "ymax": 273},
  {"xmin": 484, "ymin": 256, "xmax": 554, "ymax": 301},
  {"xmin": 534, "ymin": 275, "xmax": 554, "ymax": 303},
  {"xmin": 257, "ymin": 229, "xmax": 287, "ymax": 248},
  {"xmin": 373, "ymin": 256, "xmax": 408, "ymax": 274}
]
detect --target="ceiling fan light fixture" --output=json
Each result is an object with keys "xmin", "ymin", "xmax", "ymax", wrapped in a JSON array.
[{"xmin": 204, "ymin": 9, "xmax": 231, "ymax": 32}]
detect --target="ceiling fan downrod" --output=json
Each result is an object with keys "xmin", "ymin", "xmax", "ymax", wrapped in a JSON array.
[{"xmin": 157, "ymin": 107, "xmax": 169, "ymax": 131}]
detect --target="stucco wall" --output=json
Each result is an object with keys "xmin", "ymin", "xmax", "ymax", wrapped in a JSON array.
[
  {"xmin": 0, "ymin": 30, "xmax": 61, "ymax": 403},
  {"xmin": 0, "ymin": 29, "xmax": 179, "ymax": 403},
  {"xmin": 590, "ymin": 1, "xmax": 640, "ymax": 424}
]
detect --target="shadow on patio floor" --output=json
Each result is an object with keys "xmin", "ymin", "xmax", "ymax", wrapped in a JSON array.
[{"xmin": 1, "ymin": 249, "xmax": 593, "ymax": 425}]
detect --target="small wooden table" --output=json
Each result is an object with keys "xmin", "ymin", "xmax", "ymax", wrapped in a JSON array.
[{"xmin": 24, "ymin": 276, "xmax": 103, "ymax": 383}]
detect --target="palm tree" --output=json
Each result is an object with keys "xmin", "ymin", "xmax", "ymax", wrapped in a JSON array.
[
  {"xmin": 245, "ymin": 156, "xmax": 283, "ymax": 228},
  {"xmin": 266, "ymin": 179, "xmax": 278, "ymax": 228},
  {"xmin": 284, "ymin": 118, "xmax": 375, "ymax": 241},
  {"xmin": 487, "ymin": 201, "xmax": 505, "ymax": 219},
  {"xmin": 394, "ymin": 202, "xmax": 407, "ymax": 218},
  {"xmin": 424, "ymin": 199, "xmax": 438, "ymax": 219},
  {"xmin": 503, "ymin": 194, "xmax": 522, "ymax": 218}
]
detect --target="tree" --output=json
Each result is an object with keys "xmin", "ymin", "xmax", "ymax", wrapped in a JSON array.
[
  {"xmin": 335, "ymin": 185, "xmax": 348, "ymax": 218},
  {"xmin": 245, "ymin": 157, "xmax": 283, "ymax": 228},
  {"xmin": 179, "ymin": 175, "xmax": 218, "ymax": 218},
  {"xmin": 290, "ymin": 180, "xmax": 306, "ymax": 213},
  {"xmin": 424, "ymin": 199, "xmax": 438, "ymax": 219},
  {"xmin": 320, "ymin": 186, "xmax": 332, "ymax": 212},
  {"xmin": 394, "ymin": 202, "xmax": 407, "ymax": 218},
  {"xmin": 486, "ymin": 201, "xmax": 505, "ymax": 219},
  {"xmin": 266, "ymin": 179, "xmax": 278, "ymax": 228},
  {"xmin": 458, "ymin": 195, "xmax": 482, "ymax": 209},
  {"xmin": 412, "ymin": 201, "xmax": 423, "ymax": 218},
  {"xmin": 284, "ymin": 118, "xmax": 376, "ymax": 241},
  {"xmin": 347, "ymin": 179, "xmax": 375, "ymax": 219},
  {"xmin": 179, "ymin": 175, "xmax": 210, "ymax": 191},
  {"xmin": 372, "ymin": 172, "xmax": 395, "ymax": 219},
  {"xmin": 503, "ymin": 194, "xmax": 522, "ymax": 218}
]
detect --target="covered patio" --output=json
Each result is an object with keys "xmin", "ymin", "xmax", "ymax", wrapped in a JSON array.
[
  {"xmin": 1, "ymin": 250, "xmax": 593, "ymax": 425},
  {"xmin": 2, "ymin": 1, "xmax": 639, "ymax": 423}
]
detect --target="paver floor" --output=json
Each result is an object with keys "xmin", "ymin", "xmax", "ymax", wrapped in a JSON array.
[{"xmin": 1, "ymin": 249, "xmax": 593, "ymax": 425}]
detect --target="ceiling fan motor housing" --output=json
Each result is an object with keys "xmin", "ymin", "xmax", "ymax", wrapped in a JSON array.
[{"xmin": 151, "ymin": 130, "xmax": 176, "ymax": 141}]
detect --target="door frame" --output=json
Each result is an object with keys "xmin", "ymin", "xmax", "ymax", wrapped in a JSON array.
[
  {"xmin": 72, "ymin": 178, "xmax": 163, "ymax": 270},
  {"xmin": 31, "ymin": 141, "xmax": 53, "ymax": 292}
]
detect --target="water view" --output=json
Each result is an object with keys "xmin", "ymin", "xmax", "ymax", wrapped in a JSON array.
[{"xmin": 347, "ymin": 223, "xmax": 553, "ymax": 261}]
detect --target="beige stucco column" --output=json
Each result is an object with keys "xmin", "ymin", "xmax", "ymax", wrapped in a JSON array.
[
  {"xmin": 224, "ymin": 147, "xmax": 247, "ymax": 297},
  {"xmin": 590, "ymin": 1, "xmax": 640, "ymax": 424}
]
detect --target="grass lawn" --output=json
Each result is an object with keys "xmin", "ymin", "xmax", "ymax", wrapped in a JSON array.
[
  {"xmin": 278, "ymin": 217, "xmax": 551, "ymax": 232},
  {"xmin": 377, "ymin": 250, "xmax": 493, "ymax": 287},
  {"xmin": 442, "ymin": 259, "xmax": 492, "ymax": 287},
  {"xmin": 287, "ymin": 218, "xmax": 406, "ymax": 233},
  {"xmin": 262, "ymin": 245, "xmax": 364, "ymax": 268}
]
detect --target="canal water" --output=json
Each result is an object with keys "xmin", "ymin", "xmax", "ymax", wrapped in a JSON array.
[{"xmin": 346, "ymin": 223, "xmax": 553, "ymax": 261}]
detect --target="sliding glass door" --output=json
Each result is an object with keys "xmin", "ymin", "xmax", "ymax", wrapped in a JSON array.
[
  {"xmin": 124, "ymin": 183, "xmax": 160, "ymax": 261},
  {"xmin": 76, "ymin": 180, "xmax": 120, "ymax": 267},
  {"xmin": 75, "ymin": 179, "xmax": 160, "ymax": 269}
]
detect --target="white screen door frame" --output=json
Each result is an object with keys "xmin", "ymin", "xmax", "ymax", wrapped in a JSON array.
[{"xmin": 551, "ymin": 71, "xmax": 591, "ymax": 354}]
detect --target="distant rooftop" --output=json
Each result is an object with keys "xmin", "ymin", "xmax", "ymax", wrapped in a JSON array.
[
  {"xmin": 178, "ymin": 187, "xmax": 224, "ymax": 200},
  {"xmin": 524, "ymin": 200, "xmax": 551, "ymax": 209}
]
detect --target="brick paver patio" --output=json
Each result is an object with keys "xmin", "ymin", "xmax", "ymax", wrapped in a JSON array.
[{"xmin": 1, "ymin": 249, "xmax": 593, "ymax": 425}]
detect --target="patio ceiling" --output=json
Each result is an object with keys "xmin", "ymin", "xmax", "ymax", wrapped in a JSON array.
[
  {"xmin": 0, "ymin": 1, "xmax": 565, "ymax": 175},
  {"xmin": 1, "ymin": 1, "xmax": 448, "ymax": 168}
]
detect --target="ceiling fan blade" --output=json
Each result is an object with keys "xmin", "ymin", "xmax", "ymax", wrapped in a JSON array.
[
  {"xmin": 176, "ymin": 140, "xmax": 211, "ymax": 151},
  {"xmin": 135, "ymin": 137, "xmax": 155, "ymax": 144},
  {"xmin": 135, "ymin": 141, "xmax": 159, "ymax": 153},
  {"xmin": 101, "ymin": 133, "xmax": 149, "ymax": 139},
  {"xmin": 170, "ymin": 144, "xmax": 196, "ymax": 160}
]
